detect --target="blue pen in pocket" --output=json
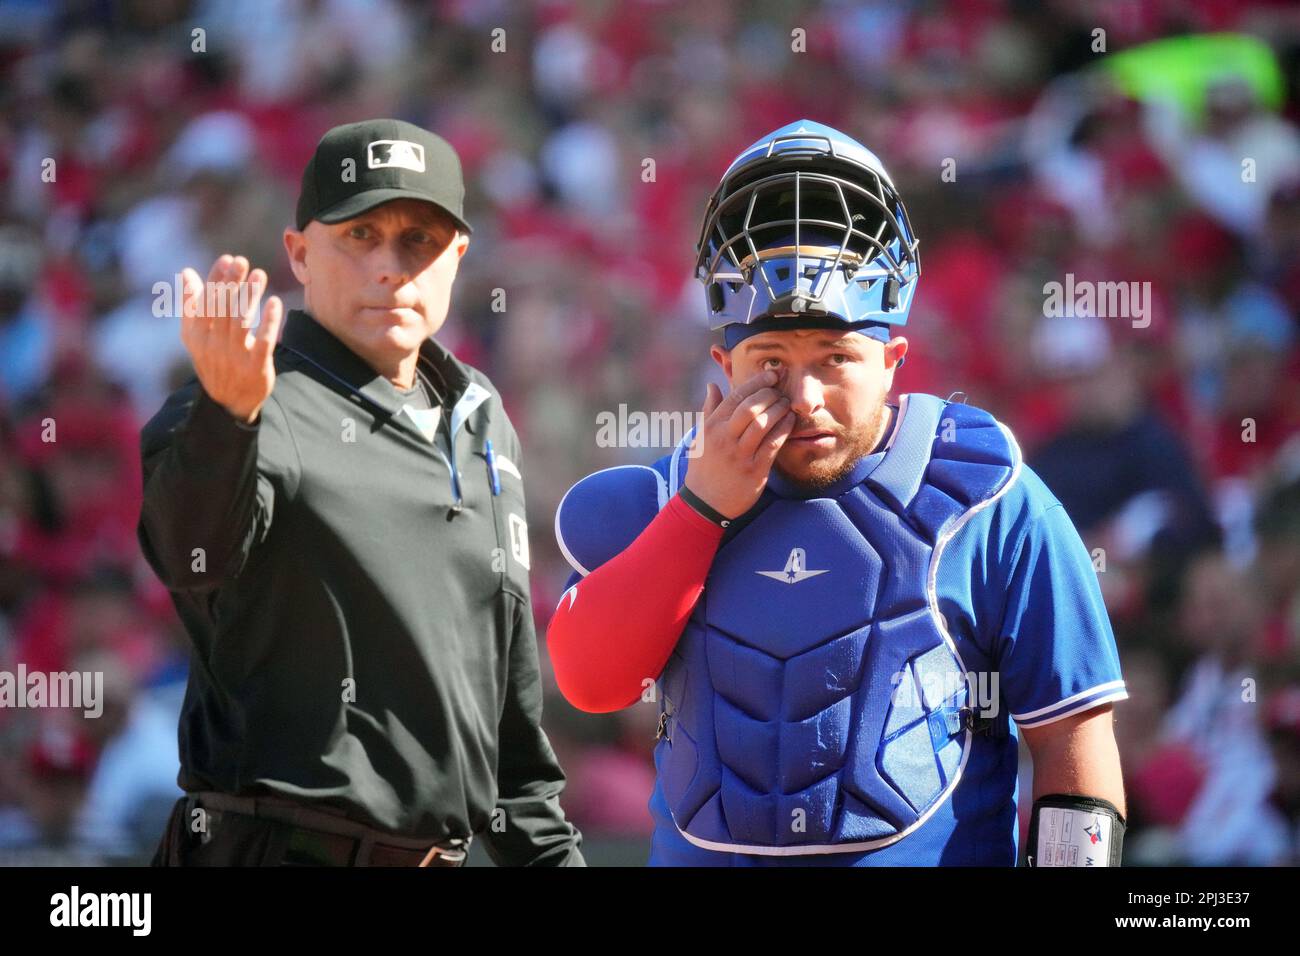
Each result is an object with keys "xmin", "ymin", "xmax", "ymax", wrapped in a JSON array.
[{"xmin": 484, "ymin": 439, "xmax": 501, "ymax": 496}]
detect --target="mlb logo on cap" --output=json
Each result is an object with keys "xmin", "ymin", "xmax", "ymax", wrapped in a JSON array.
[
  {"xmin": 368, "ymin": 140, "xmax": 426, "ymax": 173},
  {"xmin": 295, "ymin": 118, "xmax": 473, "ymax": 234}
]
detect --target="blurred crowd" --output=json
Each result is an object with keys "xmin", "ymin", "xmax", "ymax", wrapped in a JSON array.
[{"xmin": 1, "ymin": 0, "xmax": 1299, "ymax": 865}]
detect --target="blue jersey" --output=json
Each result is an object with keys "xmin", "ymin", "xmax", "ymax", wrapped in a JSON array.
[{"xmin": 555, "ymin": 393, "xmax": 1127, "ymax": 865}]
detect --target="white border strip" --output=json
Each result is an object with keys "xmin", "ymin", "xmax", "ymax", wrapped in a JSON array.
[
  {"xmin": 883, "ymin": 393, "xmax": 908, "ymax": 451},
  {"xmin": 668, "ymin": 427, "xmax": 696, "ymax": 497},
  {"xmin": 1013, "ymin": 681, "xmax": 1129, "ymax": 728},
  {"xmin": 494, "ymin": 454, "xmax": 522, "ymax": 481}
]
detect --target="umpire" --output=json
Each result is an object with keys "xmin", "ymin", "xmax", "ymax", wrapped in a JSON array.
[{"xmin": 139, "ymin": 118, "xmax": 584, "ymax": 866}]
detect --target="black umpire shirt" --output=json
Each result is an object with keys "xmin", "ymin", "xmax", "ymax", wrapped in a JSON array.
[{"xmin": 138, "ymin": 308, "xmax": 584, "ymax": 866}]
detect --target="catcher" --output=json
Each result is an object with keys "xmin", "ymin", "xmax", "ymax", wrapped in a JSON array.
[{"xmin": 547, "ymin": 121, "xmax": 1127, "ymax": 866}]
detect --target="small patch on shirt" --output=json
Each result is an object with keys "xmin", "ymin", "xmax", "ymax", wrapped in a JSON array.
[{"xmin": 494, "ymin": 454, "xmax": 522, "ymax": 481}]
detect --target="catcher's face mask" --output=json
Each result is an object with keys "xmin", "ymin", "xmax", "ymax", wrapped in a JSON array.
[{"xmin": 695, "ymin": 121, "xmax": 920, "ymax": 343}]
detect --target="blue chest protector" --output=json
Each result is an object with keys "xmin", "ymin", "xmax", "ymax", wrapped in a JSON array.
[{"xmin": 556, "ymin": 392, "xmax": 1021, "ymax": 856}]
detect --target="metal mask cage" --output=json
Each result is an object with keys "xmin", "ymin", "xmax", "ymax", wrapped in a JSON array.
[{"xmin": 694, "ymin": 161, "xmax": 920, "ymax": 318}]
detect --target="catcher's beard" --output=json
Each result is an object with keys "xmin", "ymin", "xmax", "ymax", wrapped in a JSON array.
[{"xmin": 772, "ymin": 397, "xmax": 890, "ymax": 493}]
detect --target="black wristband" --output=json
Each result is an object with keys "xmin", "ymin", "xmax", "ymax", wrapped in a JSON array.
[
  {"xmin": 678, "ymin": 485, "xmax": 732, "ymax": 528},
  {"xmin": 1023, "ymin": 793, "xmax": 1125, "ymax": 867}
]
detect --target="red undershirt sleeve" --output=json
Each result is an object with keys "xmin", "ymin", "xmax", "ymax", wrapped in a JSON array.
[{"xmin": 546, "ymin": 493, "xmax": 726, "ymax": 713}]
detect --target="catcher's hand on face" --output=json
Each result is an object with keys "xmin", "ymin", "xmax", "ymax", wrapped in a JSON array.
[
  {"xmin": 682, "ymin": 369, "xmax": 795, "ymax": 520},
  {"xmin": 179, "ymin": 254, "xmax": 284, "ymax": 424}
]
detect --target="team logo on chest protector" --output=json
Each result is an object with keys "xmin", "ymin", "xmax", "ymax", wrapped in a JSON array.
[
  {"xmin": 656, "ymin": 393, "xmax": 1020, "ymax": 855},
  {"xmin": 756, "ymin": 547, "xmax": 828, "ymax": 584}
]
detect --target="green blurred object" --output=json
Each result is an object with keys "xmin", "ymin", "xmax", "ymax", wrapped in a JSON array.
[{"xmin": 1099, "ymin": 32, "xmax": 1285, "ymax": 119}]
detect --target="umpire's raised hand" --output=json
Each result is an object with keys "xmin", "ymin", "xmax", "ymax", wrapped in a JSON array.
[{"xmin": 180, "ymin": 254, "xmax": 284, "ymax": 424}]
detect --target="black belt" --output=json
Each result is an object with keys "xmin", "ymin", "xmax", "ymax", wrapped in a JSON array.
[{"xmin": 186, "ymin": 791, "xmax": 469, "ymax": 867}]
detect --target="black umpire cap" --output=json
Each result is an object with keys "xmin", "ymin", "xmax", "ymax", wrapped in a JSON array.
[{"xmin": 295, "ymin": 118, "xmax": 473, "ymax": 234}]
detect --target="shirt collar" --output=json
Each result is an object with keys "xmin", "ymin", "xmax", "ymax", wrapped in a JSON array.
[{"xmin": 278, "ymin": 308, "xmax": 472, "ymax": 412}]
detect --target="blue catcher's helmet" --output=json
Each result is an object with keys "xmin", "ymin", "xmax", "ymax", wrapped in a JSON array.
[{"xmin": 695, "ymin": 120, "xmax": 920, "ymax": 351}]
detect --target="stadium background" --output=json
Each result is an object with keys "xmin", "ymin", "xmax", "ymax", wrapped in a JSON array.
[{"xmin": 1, "ymin": 0, "xmax": 1298, "ymax": 866}]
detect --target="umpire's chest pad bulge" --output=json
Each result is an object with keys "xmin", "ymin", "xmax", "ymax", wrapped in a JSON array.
[{"xmin": 560, "ymin": 392, "xmax": 1020, "ymax": 854}]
